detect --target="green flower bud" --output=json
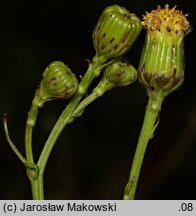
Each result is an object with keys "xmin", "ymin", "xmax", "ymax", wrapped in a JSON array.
[
  {"xmin": 104, "ymin": 59, "xmax": 137, "ymax": 87},
  {"xmin": 93, "ymin": 5, "xmax": 142, "ymax": 62},
  {"xmin": 39, "ymin": 61, "xmax": 78, "ymax": 101},
  {"xmin": 88, "ymin": 59, "xmax": 137, "ymax": 101},
  {"xmin": 138, "ymin": 5, "xmax": 190, "ymax": 95}
]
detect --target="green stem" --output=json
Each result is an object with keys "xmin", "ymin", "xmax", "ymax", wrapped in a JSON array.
[
  {"xmin": 27, "ymin": 95, "xmax": 77, "ymax": 199},
  {"xmin": 3, "ymin": 113, "xmax": 41, "ymax": 199},
  {"xmin": 37, "ymin": 94, "xmax": 81, "ymax": 173},
  {"xmin": 25, "ymin": 96, "xmax": 41, "ymax": 163},
  {"xmin": 25, "ymin": 125, "xmax": 34, "ymax": 163},
  {"xmin": 24, "ymin": 92, "xmax": 47, "ymax": 199},
  {"xmin": 3, "ymin": 114, "xmax": 28, "ymax": 165},
  {"xmin": 73, "ymin": 92, "xmax": 98, "ymax": 116},
  {"xmin": 123, "ymin": 90, "xmax": 165, "ymax": 200},
  {"xmin": 37, "ymin": 57, "xmax": 106, "ymax": 187},
  {"xmin": 27, "ymin": 56, "xmax": 112, "ymax": 199},
  {"xmin": 3, "ymin": 114, "xmax": 37, "ymax": 169},
  {"xmin": 30, "ymin": 175, "xmax": 44, "ymax": 200},
  {"xmin": 73, "ymin": 80, "xmax": 113, "ymax": 116},
  {"xmin": 33, "ymin": 94, "xmax": 90, "ymax": 199}
]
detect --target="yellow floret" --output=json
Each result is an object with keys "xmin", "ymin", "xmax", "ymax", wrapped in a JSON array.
[{"xmin": 142, "ymin": 5, "xmax": 190, "ymax": 34}]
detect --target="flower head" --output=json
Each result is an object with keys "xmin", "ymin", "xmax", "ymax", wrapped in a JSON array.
[
  {"xmin": 142, "ymin": 5, "xmax": 190, "ymax": 35},
  {"xmin": 139, "ymin": 5, "xmax": 190, "ymax": 95}
]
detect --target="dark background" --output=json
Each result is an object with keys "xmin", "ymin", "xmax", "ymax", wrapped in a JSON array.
[{"xmin": 0, "ymin": 0, "xmax": 195, "ymax": 199}]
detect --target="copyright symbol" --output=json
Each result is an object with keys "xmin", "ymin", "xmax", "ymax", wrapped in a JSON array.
[{"xmin": 3, "ymin": 203, "xmax": 17, "ymax": 213}]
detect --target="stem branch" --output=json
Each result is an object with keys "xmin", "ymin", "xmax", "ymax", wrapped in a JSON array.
[{"xmin": 37, "ymin": 57, "xmax": 106, "ymax": 181}]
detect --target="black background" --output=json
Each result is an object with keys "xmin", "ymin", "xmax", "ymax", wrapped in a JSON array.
[{"xmin": 0, "ymin": 0, "xmax": 195, "ymax": 199}]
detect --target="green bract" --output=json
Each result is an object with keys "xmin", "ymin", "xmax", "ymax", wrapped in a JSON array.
[
  {"xmin": 93, "ymin": 5, "xmax": 142, "ymax": 62},
  {"xmin": 138, "ymin": 5, "xmax": 190, "ymax": 95},
  {"xmin": 40, "ymin": 61, "xmax": 78, "ymax": 101}
]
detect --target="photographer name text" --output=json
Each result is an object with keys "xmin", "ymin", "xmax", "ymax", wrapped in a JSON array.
[{"xmin": 3, "ymin": 202, "xmax": 117, "ymax": 213}]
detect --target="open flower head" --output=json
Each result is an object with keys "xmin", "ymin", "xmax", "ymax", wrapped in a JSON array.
[
  {"xmin": 139, "ymin": 5, "xmax": 191, "ymax": 95},
  {"xmin": 142, "ymin": 5, "xmax": 190, "ymax": 35}
]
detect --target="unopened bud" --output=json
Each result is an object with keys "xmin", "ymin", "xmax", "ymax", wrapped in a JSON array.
[
  {"xmin": 39, "ymin": 61, "xmax": 78, "ymax": 102},
  {"xmin": 104, "ymin": 59, "xmax": 137, "ymax": 87},
  {"xmin": 93, "ymin": 5, "xmax": 142, "ymax": 62}
]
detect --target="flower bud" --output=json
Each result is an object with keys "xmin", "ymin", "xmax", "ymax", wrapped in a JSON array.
[
  {"xmin": 93, "ymin": 5, "xmax": 142, "ymax": 62},
  {"xmin": 39, "ymin": 61, "xmax": 78, "ymax": 101},
  {"xmin": 138, "ymin": 5, "xmax": 190, "ymax": 95},
  {"xmin": 91, "ymin": 59, "xmax": 137, "ymax": 98},
  {"xmin": 104, "ymin": 59, "xmax": 137, "ymax": 87}
]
